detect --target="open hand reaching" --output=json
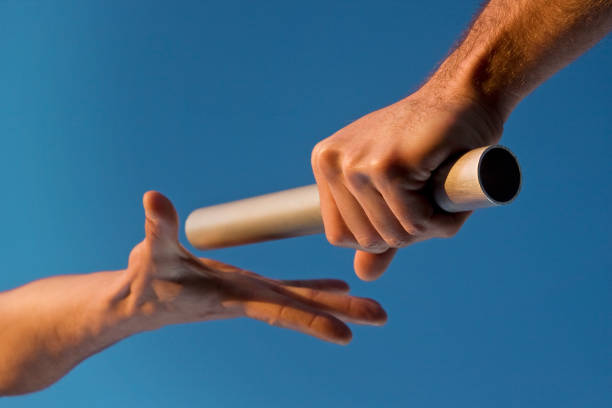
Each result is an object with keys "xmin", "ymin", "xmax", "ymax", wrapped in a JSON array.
[
  {"xmin": 126, "ymin": 191, "xmax": 387, "ymax": 345},
  {"xmin": 0, "ymin": 191, "xmax": 387, "ymax": 395}
]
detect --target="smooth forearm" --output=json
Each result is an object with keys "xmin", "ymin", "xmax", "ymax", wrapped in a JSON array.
[
  {"xmin": 0, "ymin": 270, "xmax": 149, "ymax": 395},
  {"xmin": 427, "ymin": 0, "xmax": 612, "ymax": 120}
]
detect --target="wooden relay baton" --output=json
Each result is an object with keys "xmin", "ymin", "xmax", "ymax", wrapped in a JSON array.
[{"xmin": 185, "ymin": 145, "xmax": 521, "ymax": 250}]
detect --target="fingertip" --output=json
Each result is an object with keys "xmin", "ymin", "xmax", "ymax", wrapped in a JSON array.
[
  {"xmin": 354, "ymin": 249, "xmax": 396, "ymax": 281},
  {"xmin": 334, "ymin": 280, "xmax": 351, "ymax": 292},
  {"xmin": 372, "ymin": 303, "xmax": 388, "ymax": 326},
  {"xmin": 354, "ymin": 297, "xmax": 388, "ymax": 325},
  {"xmin": 335, "ymin": 336, "xmax": 352, "ymax": 346},
  {"xmin": 354, "ymin": 252, "xmax": 378, "ymax": 281},
  {"xmin": 142, "ymin": 190, "xmax": 159, "ymax": 207},
  {"xmin": 143, "ymin": 190, "xmax": 158, "ymax": 204},
  {"xmin": 332, "ymin": 325, "xmax": 353, "ymax": 346},
  {"xmin": 143, "ymin": 191, "xmax": 174, "ymax": 216},
  {"xmin": 355, "ymin": 268, "xmax": 383, "ymax": 282},
  {"xmin": 362, "ymin": 297, "xmax": 388, "ymax": 325},
  {"xmin": 312, "ymin": 315, "xmax": 352, "ymax": 345}
]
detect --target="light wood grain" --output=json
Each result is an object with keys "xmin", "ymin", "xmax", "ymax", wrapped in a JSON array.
[
  {"xmin": 432, "ymin": 145, "xmax": 521, "ymax": 212},
  {"xmin": 186, "ymin": 145, "xmax": 521, "ymax": 249}
]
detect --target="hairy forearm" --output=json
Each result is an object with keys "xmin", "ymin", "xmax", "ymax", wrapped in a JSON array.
[
  {"xmin": 0, "ymin": 270, "xmax": 147, "ymax": 395},
  {"xmin": 428, "ymin": 0, "xmax": 612, "ymax": 119}
]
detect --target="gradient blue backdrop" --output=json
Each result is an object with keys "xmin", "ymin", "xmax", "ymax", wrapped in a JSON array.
[{"xmin": 1, "ymin": 1, "xmax": 610, "ymax": 407}]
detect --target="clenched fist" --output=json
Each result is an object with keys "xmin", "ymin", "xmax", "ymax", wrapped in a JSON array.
[{"xmin": 312, "ymin": 85, "xmax": 503, "ymax": 280}]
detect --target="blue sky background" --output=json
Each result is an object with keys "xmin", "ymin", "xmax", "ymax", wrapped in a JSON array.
[{"xmin": 0, "ymin": 1, "xmax": 610, "ymax": 407}]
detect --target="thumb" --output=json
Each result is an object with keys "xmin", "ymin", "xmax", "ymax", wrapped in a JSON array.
[
  {"xmin": 354, "ymin": 248, "xmax": 397, "ymax": 281},
  {"xmin": 143, "ymin": 191, "xmax": 179, "ymax": 243}
]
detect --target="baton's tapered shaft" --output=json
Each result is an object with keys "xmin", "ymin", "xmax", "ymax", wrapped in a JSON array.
[{"xmin": 185, "ymin": 145, "xmax": 521, "ymax": 250}]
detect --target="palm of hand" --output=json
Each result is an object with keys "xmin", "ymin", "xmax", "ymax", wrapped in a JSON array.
[{"xmin": 125, "ymin": 191, "xmax": 387, "ymax": 345}]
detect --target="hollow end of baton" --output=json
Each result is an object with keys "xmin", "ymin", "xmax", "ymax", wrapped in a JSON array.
[
  {"xmin": 479, "ymin": 146, "xmax": 521, "ymax": 203},
  {"xmin": 432, "ymin": 145, "xmax": 521, "ymax": 212}
]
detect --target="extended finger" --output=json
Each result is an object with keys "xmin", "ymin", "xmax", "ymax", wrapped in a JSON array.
[
  {"xmin": 198, "ymin": 258, "xmax": 350, "ymax": 292},
  {"xmin": 278, "ymin": 285, "xmax": 387, "ymax": 325},
  {"xmin": 280, "ymin": 279, "xmax": 350, "ymax": 293},
  {"xmin": 242, "ymin": 300, "xmax": 352, "ymax": 345}
]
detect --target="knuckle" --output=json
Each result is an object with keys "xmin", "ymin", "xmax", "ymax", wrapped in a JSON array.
[
  {"xmin": 404, "ymin": 221, "xmax": 428, "ymax": 236},
  {"xmin": 313, "ymin": 145, "xmax": 342, "ymax": 179},
  {"xmin": 312, "ymin": 142, "xmax": 339, "ymax": 168},
  {"xmin": 367, "ymin": 158, "xmax": 392, "ymax": 177},
  {"xmin": 343, "ymin": 156, "xmax": 395, "ymax": 190},
  {"xmin": 356, "ymin": 236, "xmax": 387, "ymax": 253},
  {"xmin": 127, "ymin": 242, "xmax": 145, "ymax": 266},
  {"xmin": 311, "ymin": 140, "xmax": 326, "ymax": 160},
  {"xmin": 326, "ymin": 230, "xmax": 353, "ymax": 247},
  {"xmin": 317, "ymin": 158, "xmax": 340, "ymax": 178},
  {"xmin": 383, "ymin": 234, "xmax": 410, "ymax": 248},
  {"xmin": 344, "ymin": 168, "xmax": 370, "ymax": 191}
]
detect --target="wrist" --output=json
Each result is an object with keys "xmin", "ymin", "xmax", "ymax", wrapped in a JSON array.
[
  {"xmin": 100, "ymin": 268, "xmax": 167, "ymax": 335},
  {"xmin": 423, "ymin": 15, "xmax": 529, "ymax": 124},
  {"xmin": 412, "ymin": 73, "xmax": 505, "ymax": 146},
  {"xmin": 425, "ymin": 64, "xmax": 507, "ymax": 127}
]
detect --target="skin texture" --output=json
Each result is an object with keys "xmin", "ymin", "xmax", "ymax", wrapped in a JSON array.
[
  {"xmin": 0, "ymin": 192, "xmax": 386, "ymax": 396},
  {"xmin": 2, "ymin": 0, "xmax": 611, "ymax": 398},
  {"xmin": 312, "ymin": 0, "xmax": 612, "ymax": 281}
]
